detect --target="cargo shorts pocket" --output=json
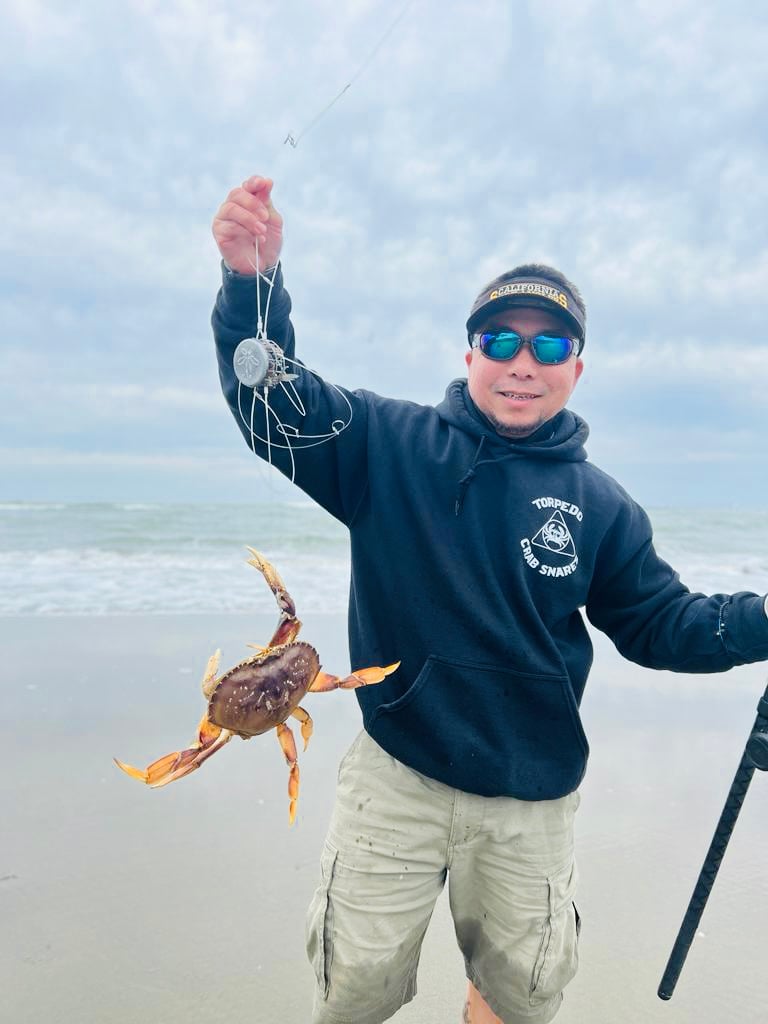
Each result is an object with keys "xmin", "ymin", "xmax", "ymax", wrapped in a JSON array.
[
  {"xmin": 305, "ymin": 842, "xmax": 339, "ymax": 1000},
  {"xmin": 529, "ymin": 864, "xmax": 580, "ymax": 1007}
]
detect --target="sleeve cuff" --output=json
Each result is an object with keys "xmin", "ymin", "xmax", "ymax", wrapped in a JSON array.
[{"xmin": 223, "ymin": 259, "xmax": 279, "ymax": 278}]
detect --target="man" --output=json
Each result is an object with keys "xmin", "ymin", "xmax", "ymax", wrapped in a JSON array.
[{"xmin": 211, "ymin": 175, "xmax": 768, "ymax": 1024}]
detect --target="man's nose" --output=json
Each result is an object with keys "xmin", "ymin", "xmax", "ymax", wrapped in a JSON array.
[{"xmin": 504, "ymin": 343, "xmax": 538, "ymax": 374}]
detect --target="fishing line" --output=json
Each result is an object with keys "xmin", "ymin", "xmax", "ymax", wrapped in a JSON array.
[{"xmin": 284, "ymin": 0, "xmax": 419, "ymax": 149}]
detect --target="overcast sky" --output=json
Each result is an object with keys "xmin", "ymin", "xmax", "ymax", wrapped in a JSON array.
[{"xmin": 2, "ymin": 0, "xmax": 767, "ymax": 506}]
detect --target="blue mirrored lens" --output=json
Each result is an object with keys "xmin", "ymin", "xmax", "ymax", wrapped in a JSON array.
[
  {"xmin": 477, "ymin": 332, "xmax": 574, "ymax": 365},
  {"xmin": 531, "ymin": 334, "xmax": 573, "ymax": 364},
  {"xmin": 479, "ymin": 331, "xmax": 522, "ymax": 360}
]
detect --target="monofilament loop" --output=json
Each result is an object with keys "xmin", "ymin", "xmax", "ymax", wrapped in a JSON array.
[{"xmin": 234, "ymin": 237, "xmax": 355, "ymax": 483}]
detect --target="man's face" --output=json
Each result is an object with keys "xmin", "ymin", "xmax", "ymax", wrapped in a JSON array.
[{"xmin": 465, "ymin": 305, "xmax": 584, "ymax": 438}]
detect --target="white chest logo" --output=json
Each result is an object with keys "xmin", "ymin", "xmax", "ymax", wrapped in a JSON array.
[
  {"xmin": 532, "ymin": 511, "xmax": 576, "ymax": 557},
  {"xmin": 521, "ymin": 498, "xmax": 582, "ymax": 579}
]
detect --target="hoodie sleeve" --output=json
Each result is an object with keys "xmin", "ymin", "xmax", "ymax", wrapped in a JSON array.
[
  {"xmin": 586, "ymin": 497, "xmax": 768, "ymax": 672},
  {"xmin": 211, "ymin": 263, "xmax": 370, "ymax": 525}
]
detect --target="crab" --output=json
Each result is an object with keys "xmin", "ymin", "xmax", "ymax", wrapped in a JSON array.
[{"xmin": 115, "ymin": 548, "xmax": 399, "ymax": 823}]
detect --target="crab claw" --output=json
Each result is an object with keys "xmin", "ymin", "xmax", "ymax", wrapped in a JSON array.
[
  {"xmin": 245, "ymin": 547, "xmax": 302, "ymax": 647},
  {"xmin": 245, "ymin": 547, "xmax": 295, "ymax": 617},
  {"xmin": 309, "ymin": 661, "xmax": 400, "ymax": 692},
  {"xmin": 114, "ymin": 713, "xmax": 232, "ymax": 788},
  {"xmin": 114, "ymin": 749, "xmax": 195, "ymax": 786},
  {"xmin": 113, "ymin": 758, "xmax": 150, "ymax": 782}
]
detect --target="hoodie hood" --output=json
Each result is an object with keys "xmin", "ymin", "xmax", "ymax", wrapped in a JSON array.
[{"xmin": 437, "ymin": 378, "xmax": 589, "ymax": 463}]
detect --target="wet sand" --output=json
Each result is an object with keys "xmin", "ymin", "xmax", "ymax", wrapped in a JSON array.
[{"xmin": 3, "ymin": 612, "xmax": 768, "ymax": 1023}]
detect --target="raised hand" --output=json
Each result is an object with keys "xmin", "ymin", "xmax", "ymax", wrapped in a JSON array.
[{"xmin": 212, "ymin": 175, "xmax": 283, "ymax": 275}]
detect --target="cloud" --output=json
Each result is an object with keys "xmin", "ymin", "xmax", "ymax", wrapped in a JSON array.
[
  {"xmin": 533, "ymin": 0, "xmax": 768, "ymax": 113},
  {"xmin": 595, "ymin": 341, "xmax": 768, "ymax": 380},
  {"xmin": 588, "ymin": 425, "xmax": 759, "ymax": 466},
  {"xmin": 2, "ymin": 0, "xmax": 768, "ymax": 503},
  {"xmin": 2, "ymin": 1, "xmax": 86, "ymax": 57},
  {"xmin": 0, "ymin": 168, "xmax": 217, "ymax": 292},
  {"xmin": 77, "ymin": 384, "xmax": 223, "ymax": 416}
]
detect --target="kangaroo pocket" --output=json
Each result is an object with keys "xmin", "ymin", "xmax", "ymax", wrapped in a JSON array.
[{"xmin": 366, "ymin": 655, "xmax": 589, "ymax": 799}]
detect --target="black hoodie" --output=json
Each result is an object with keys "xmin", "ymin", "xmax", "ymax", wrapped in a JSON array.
[{"xmin": 213, "ymin": 265, "xmax": 768, "ymax": 800}]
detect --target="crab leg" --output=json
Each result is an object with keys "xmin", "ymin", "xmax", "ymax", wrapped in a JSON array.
[
  {"xmin": 114, "ymin": 711, "xmax": 233, "ymax": 788},
  {"xmin": 276, "ymin": 722, "xmax": 300, "ymax": 825},
  {"xmin": 309, "ymin": 661, "xmax": 400, "ymax": 692},
  {"xmin": 200, "ymin": 648, "xmax": 222, "ymax": 700},
  {"xmin": 246, "ymin": 548, "xmax": 302, "ymax": 648},
  {"xmin": 291, "ymin": 705, "xmax": 313, "ymax": 750}
]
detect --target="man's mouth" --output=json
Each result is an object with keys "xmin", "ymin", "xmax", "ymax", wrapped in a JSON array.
[{"xmin": 499, "ymin": 391, "xmax": 539, "ymax": 401}]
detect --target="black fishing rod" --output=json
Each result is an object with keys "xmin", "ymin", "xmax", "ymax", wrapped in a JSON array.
[{"xmin": 658, "ymin": 679, "xmax": 768, "ymax": 1001}]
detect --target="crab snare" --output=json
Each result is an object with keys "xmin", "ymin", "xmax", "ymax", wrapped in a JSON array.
[
  {"xmin": 231, "ymin": 243, "xmax": 354, "ymax": 483},
  {"xmin": 233, "ymin": 336, "xmax": 297, "ymax": 390}
]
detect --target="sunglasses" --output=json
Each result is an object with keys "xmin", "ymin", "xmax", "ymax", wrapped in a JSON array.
[{"xmin": 472, "ymin": 330, "xmax": 581, "ymax": 365}]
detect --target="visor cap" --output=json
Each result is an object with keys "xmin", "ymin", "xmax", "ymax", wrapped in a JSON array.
[{"xmin": 466, "ymin": 269, "xmax": 586, "ymax": 347}]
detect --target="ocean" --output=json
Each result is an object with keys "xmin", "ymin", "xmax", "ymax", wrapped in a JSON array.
[{"xmin": 0, "ymin": 502, "xmax": 766, "ymax": 616}]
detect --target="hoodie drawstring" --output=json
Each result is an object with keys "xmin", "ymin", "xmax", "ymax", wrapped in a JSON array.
[
  {"xmin": 455, "ymin": 436, "xmax": 486, "ymax": 516},
  {"xmin": 455, "ymin": 437, "xmax": 536, "ymax": 515}
]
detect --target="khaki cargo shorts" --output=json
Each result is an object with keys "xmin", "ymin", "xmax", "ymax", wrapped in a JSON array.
[{"xmin": 305, "ymin": 731, "xmax": 580, "ymax": 1024}]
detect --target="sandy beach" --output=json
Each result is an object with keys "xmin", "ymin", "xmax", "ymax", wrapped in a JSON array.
[{"xmin": 3, "ymin": 611, "xmax": 768, "ymax": 1023}]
